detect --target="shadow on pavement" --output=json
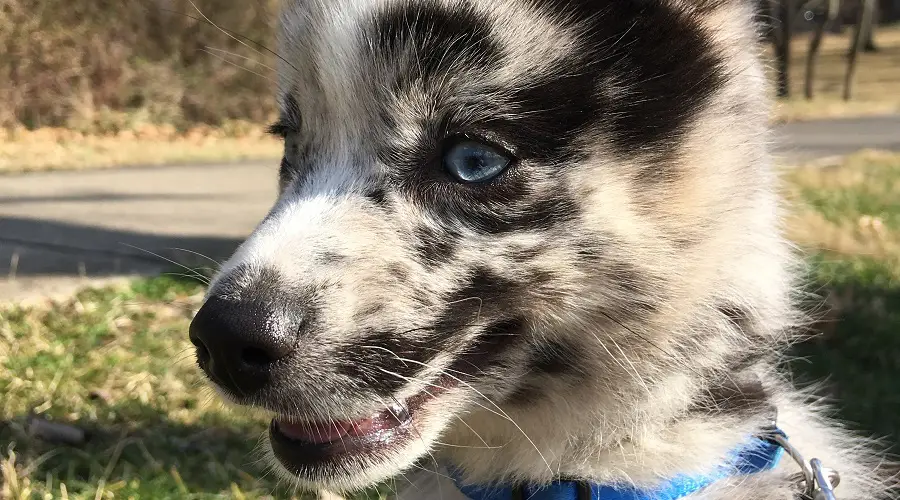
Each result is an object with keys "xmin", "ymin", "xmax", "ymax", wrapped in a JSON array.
[{"xmin": 0, "ymin": 216, "xmax": 243, "ymax": 279}]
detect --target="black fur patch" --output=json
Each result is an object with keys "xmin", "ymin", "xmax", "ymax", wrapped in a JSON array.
[
  {"xmin": 692, "ymin": 374, "xmax": 770, "ymax": 416},
  {"xmin": 372, "ymin": 1, "xmax": 503, "ymax": 90},
  {"xmin": 480, "ymin": 0, "xmax": 725, "ymax": 166},
  {"xmin": 446, "ymin": 317, "xmax": 526, "ymax": 377},
  {"xmin": 549, "ymin": 1, "xmax": 724, "ymax": 158},
  {"xmin": 505, "ymin": 339, "xmax": 585, "ymax": 404},
  {"xmin": 413, "ymin": 224, "xmax": 459, "ymax": 266},
  {"xmin": 352, "ymin": 268, "xmax": 529, "ymax": 390},
  {"xmin": 406, "ymin": 175, "xmax": 582, "ymax": 235},
  {"xmin": 454, "ymin": 266, "xmax": 520, "ymax": 313},
  {"xmin": 529, "ymin": 339, "xmax": 582, "ymax": 376},
  {"xmin": 434, "ymin": 268, "xmax": 533, "ymax": 376},
  {"xmin": 337, "ymin": 267, "xmax": 525, "ymax": 392},
  {"xmin": 336, "ymin": 329, "xmax": 444, "ymax": 395},
  {"xmin": 370, "ymin": 2, "xmax": 589, "ymax": 234},
  {"xmin": 428, "ymin": 266, "xmax": 521, "ymax": 344},
  {"xmin": 365, "ymin": 188, "xmax": 390, "ymax": 208},
  {"xmin": 464, "ymin": 191, "xmax": 581, "ymax": 235}
]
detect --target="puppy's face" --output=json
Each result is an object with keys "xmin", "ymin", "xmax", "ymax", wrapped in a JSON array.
[{"xmin": 189, "ymin": 0, "xmax": 767, "ymax": 492}]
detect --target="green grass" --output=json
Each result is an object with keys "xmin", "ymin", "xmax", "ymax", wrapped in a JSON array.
[
  {"xmin": 788, "ymin": 254, "xmax": 900, "ymax": 445},
  {"xmin": 781, "ymin": 150, "xmax": 900, "ymax": 449},
  {"xmin": 0, "ymin": 277, "xmax": 391, "ymax": 499},
  {"xmin": 3, "ymin": 152, "xmax": 900, "ymax": 498}
]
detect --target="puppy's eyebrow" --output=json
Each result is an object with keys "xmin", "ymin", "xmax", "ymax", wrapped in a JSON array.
[{"xmin": 268, "ymin": 94, "xmax": 302, "ymax": 137}]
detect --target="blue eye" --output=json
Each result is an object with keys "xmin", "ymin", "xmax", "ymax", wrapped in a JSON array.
[{"xmin": 443, "ymin": 140, "xmax": 512, "ymax": 183}]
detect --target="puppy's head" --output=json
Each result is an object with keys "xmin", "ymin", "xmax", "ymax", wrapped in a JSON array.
[{"xmin": 189, "ymin": 0, "xmax": 785, "ymax": 492}]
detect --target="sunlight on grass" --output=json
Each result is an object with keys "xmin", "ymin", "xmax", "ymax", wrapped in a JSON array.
[
  {"xmin": 0, "ymin": 125, "xmax": 282, "ymax": 174},
  {"xmin": 2, "ymin": 152, "xmax": 900, "ymax": 497},
  {"xmin": 782, "ymin": 150, "xmax": 900, "ymax": 448},
  {"xmin": 0, "ymin": 277, "xmax": 395, "ymax": 499},
  {"xmin": 784, "ymin": 150, "xmax": 900, "ymax": 262}
]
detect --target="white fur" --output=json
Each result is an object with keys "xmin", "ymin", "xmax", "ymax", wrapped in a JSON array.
[{"xmin": 201, "ymin": 0, "xmax": 898, "ymax": 498}]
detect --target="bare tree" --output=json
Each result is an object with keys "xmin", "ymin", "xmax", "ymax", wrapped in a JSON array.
[
  {"xmin": 844, "ymin": 0, "xmax": 876, "ymax": 100},
  {"xmin": 771, "ymin": 0, "xmax": 795, "ymax": 98},
  {"xmin": 805, "ymin": 0, "xmax": 839, "ymax": 99}
]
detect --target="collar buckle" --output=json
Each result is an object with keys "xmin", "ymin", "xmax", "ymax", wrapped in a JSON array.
[
  {"xmin": 762, "ymin": 407, "xmax": 840, "ymax": 500},
  {"xmin": 769, "ymin": 432, "xmax": 841, "ymax": 499}
]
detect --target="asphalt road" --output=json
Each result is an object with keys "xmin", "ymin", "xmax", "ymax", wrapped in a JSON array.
[
  {"xmin": 775, "ymin": 115, "xmax": 900, "ymax": 162},
  {"xmin": 2, "ymin": 115, "xmax": 899, "ymax": 301}
]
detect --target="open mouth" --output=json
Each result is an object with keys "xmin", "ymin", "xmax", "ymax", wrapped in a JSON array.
[{"xmin": 268, "ymin": 377, "xmax": 457, "ymax": 474}]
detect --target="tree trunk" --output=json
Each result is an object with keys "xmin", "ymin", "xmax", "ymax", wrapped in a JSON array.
[
  {"xmin": 845, "ymin": 0, "xmax": 875, "ymax": 101},
  {"xmin": 862, "ymin": 0, "xmax": 880, "ymax": 52},
  {"xmin": 805, "ymin": 0, "xmax": 837, "ymax": 100},
  {"xmin": 774, "ymin": 0, "xmax": 794, "ymax": 98}
]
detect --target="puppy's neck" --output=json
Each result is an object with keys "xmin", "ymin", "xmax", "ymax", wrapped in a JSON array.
[{"xmin": 437, "ymin": 366, "xmax": 776, "ymax": 487}]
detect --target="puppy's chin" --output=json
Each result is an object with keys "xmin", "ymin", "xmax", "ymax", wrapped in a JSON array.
[{"xmin": 257, "ymin": 379, "xmax": 466, "ymax": 493}]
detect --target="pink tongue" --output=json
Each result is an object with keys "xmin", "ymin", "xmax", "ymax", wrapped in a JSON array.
[
  {"xmin": 276, "ymin": 419, "xmax": 356, "ymax": 444},
  {"xmin": 276, "ymin": 409, "xmax": 407, "ymax": 444}
]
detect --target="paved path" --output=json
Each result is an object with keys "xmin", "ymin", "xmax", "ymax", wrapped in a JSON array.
[
  {"xmin": 0, "ymin": 162, "xmax": 278, "ymax": 301},
  {"xmin": 775, "ymin": 115, "xmax": 900, "ymax": 162},
  {"xmin": 2, "ymin": 115, "xmax": 899, "ymax": 302}
]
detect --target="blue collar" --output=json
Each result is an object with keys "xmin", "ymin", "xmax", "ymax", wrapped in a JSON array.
[{"xmin": 447, "ymin": 428, "xmax": 787, "ymax": 500}]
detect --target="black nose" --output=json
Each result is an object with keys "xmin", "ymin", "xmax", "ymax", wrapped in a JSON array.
[{"xmin": 189, "ymin": 295, "xmax": 299, "ymax": 396}]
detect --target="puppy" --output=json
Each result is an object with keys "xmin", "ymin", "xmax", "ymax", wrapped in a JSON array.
[{"xmin": 188, "ymin": 0, "xmax": 895, "ymax": 498}]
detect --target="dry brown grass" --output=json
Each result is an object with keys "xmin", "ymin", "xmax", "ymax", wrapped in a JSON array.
[
  {"xmin": 0, "ymin": 123, "xmax": 281, "ymax": 173},
  {"xmin": 0, "ymin": 0, "xmax": 279, "ymax": 131},
  {"xmin": 770, "ymin": 24, "xmax": 900, "ymax": 122},
  {"xmin": 782, "ymin": 149, "xmax": 900, "ymax": 268}
]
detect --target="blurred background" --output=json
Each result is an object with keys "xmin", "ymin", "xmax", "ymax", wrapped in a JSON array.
[{"xmin": 1, "ymin": 1, "xmax": 899, "ymax": 498}]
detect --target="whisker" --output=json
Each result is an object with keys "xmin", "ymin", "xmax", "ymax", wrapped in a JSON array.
[
  {"xmin": 148, "ymin": 5, "xmax": 300, "ymax": 74},
  {"xmin": 199, "ymin": 48, "xmax": 276, "ymax": 83},
  {"xmin": 119, "ymin": 243, "xmax": 209, "ymax": 283},
  {"xmin": 166, "ymin": 247, "xmax": 224, "ymax": 268},
  {"xmin": 595, "ymin": 310, "xmax": 706, "ymax": 379},
  {"xmin": 161, "ymin": 271, "xmax": 210, "ymax": 285},
  {"xmin": 373, "ymin": 363, "xmax": 554, "ymax": 476},
  {"xmin": 203, "ymin": 46, "xmax": 279, "ymax": 73},
  {"xmin": 432, "ymin": 441, "xmax": 501, "ymax": 450},
  {"xmin": 187, "ymin": 0, "xmax": 280, "ymax": 70}
]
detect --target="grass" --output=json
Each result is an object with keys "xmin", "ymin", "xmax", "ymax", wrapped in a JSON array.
[
  {"xmin": 0, "ymin": 277, "xmax": 391, "ymax": 499},
  {"xmin": 770, "ymin": 24, "xmax": 900, "ymax": 122},
  {"xmin": 2, "ymin": 151, "xmax": 900, "ymax": 497},
  {"xmin": 781, "ymin": 150, "xmax": 900, "ymax": 446}
]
